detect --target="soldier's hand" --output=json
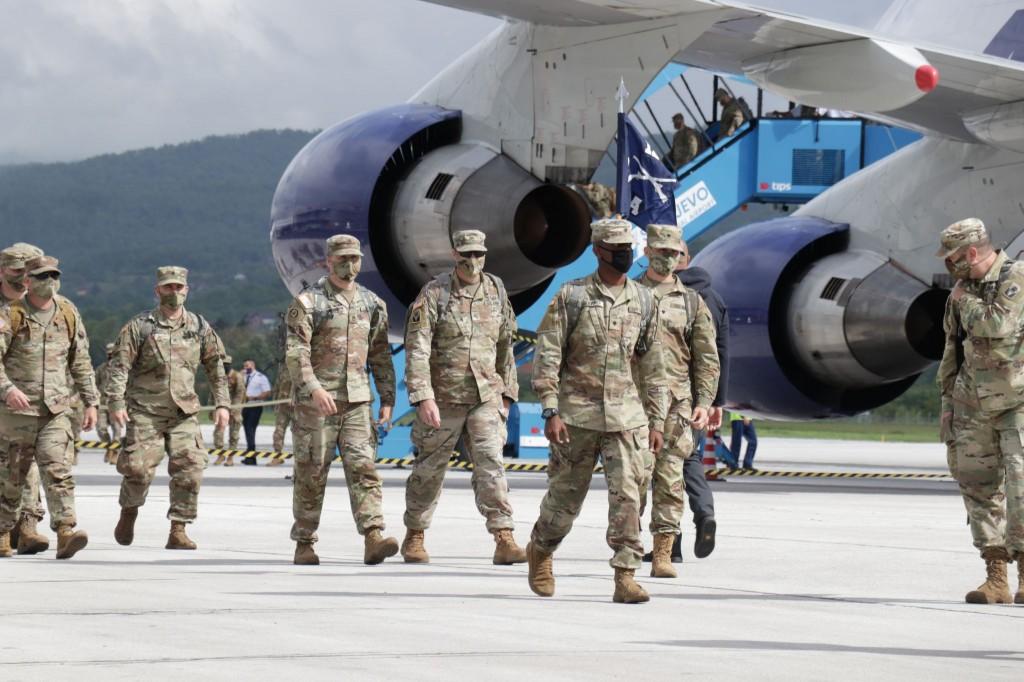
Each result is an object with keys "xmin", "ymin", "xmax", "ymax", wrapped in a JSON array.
[
  {"xmin": 312, "ymin": 389, "xmax": 337, "ymax": 417},
  {"xmin": 378, "ymin": 404, "xmax": 393, "ymax": 428},
  {"xmin": 951, "ymin": 282, "xmax": 965, "ymax": 301},
  {"xmin": 82, "ymin": 406, "xmax": 98, "ymax": 431},
  {"xmin": 708, "ymin": 406, "xmax": 723, "ymax": 430},
  {"xmin": 110, "ymin": 409, "xmax": 129, "ymax": 429},
  {"xmin": 690, "ymin": 407, "xmax": 710, "ymax": 431},
  {"xmin": 214, "ymin": 407, "xmax": 230, "ymax": 430},
  {"xmin": 4, "ymin": 386, "xmax": 30, "ymax": 411},
  {"xmin": 502, "ymin": 397, "xmax": 512, "ymax": 414},
  {"xmin": 649, "ymin": 429, "xmax": 664, "ymax": 453},
  {"xmin": 545, "ymin": 415, "xmax": 569, "ymax": 444},
  {"xmin": 417, "ymin": 399, "xmax": 441, "ymax": 429}
]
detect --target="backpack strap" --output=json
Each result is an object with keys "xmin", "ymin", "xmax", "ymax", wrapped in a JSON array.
[
  {"xmin": 562, "ymin": 278, "xmax": 588, "ymax": 341},
  {"xmin": 433, "ymin": 272, "xmax": 453, "ymax": 320},
  {"xmin": 633, "ymin": 283, "xmax": 655, "ymax": 354}
]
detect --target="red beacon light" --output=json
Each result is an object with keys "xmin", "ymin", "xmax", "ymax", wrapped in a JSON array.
[{"xmin": 915, "ymin": 64, "xmax": 939, "ymax": 93}]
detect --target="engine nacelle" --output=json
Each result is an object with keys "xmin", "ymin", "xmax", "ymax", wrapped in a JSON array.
[
  {"xmin": 270, "ymin": 104, "xmax": 591, "ymax": 338},
  {"xmin": 692, "ymin": 217, "xmax": 946, "ymax": 419}
]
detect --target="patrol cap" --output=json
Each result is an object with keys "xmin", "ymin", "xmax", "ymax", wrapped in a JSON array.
[
  {"xmin": 1, "ymin": 242, "xmax": 43, "ymax": 269},
  {"xmin": 646, "ymin": 224, "xmax": 683, "ymax": 251},
  {"xmin": 156, "ymin": 266, "xmax": 188, "ymax": 286},
  {"xmin": 714, "ymin": 88, "xmax": 730, "ymax": 100},
  {"xmin": 936, "ymin": 218, "xmax": 988, "ymax": 257},
  {"xmin": 26, "ymin": 255, "xmax": 61, "ymax": 276},
  {"xmin": 452, "ymin": 229, "xmax": 487, "ymax": 253},
  {"xmin": 326, "ymin": 234, "xmax": 362, "ymax": 257},
  {"xmin": 591, "ymin": 218, "xmax": 636, "ymax": 245}
]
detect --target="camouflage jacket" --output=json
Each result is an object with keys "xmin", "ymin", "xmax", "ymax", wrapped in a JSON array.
[
  {"xmin": 285, "ymin": 277, "xmax": 395, "ymax": 406},
  {"xmin": 105, "ymin": 307, "xmax": 229, "ymax": 417},
  {"xmin": 532, "ymin": 274, "xmax": 668, "ymax": 432},
  {"xmin": 938, "ymin": 250, "xmax": 1024, "ymax": 414},
  {"xmin": 0, "ymin": 295, "xmax": 98, "ymax": 416},
  {"xmin": 273, "ymin": 368, "xmax": 293, "ymax": 401},
  {"xmin": 638, "ymin": 274, "xmax": 719, "ymax": 423},
  {"xmin": 670, "ymin": 127, "xmax": 699, "ymax": 167},
  {"xmin": 405, "ymin": 271, "xmax": 518, "ymax": 405},
  {"xmin": 720, "ymin": 102, "xmax": 745, "ymax": 136},
  {"xmin": 226, "ymin": 369, "xmax": 246, "ymax": 410}
]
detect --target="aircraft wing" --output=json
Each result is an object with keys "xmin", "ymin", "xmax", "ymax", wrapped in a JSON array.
[{"xmin": 421, "ymin": 0, "xmax": 1024, "ymax": 143}]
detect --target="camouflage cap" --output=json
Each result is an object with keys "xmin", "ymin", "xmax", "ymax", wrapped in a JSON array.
[
  {"xmin": 591, "ymin": 218, "xmax": 636, "ymax": 245},
  {"xmin": 326, "ymin": 234, "xmax": 362, "ymax": 257},
  {"xmin": 1, "ymin": 242, "xmax": 44, "ymax": 269},
  {"xmin": 26, "ymin": 255, "xmax": 61, "ymax": 276},
  {"xmin": 936, "ymin": 218, "xmax": 988, "ymax": 258},
  {"xmin": 452, "ymin": 229, "xmax": 487, "ymax": 253},
  {"xmin": 156, "ymin": 266, "xmax": 188, "ymax": 286},
  {"xmin": 646, "ymin": 224, "xmax": 683, "ymax": 251}
]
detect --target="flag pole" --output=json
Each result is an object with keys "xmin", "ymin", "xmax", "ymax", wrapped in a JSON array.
[{"xmin": 614, "ymin": 77, "xmax": 629, "ymax": 217}]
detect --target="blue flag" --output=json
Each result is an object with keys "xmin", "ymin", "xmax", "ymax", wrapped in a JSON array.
[{"xmin": 615, "ymin": 113, "xmax": 678, "ymax": 227}]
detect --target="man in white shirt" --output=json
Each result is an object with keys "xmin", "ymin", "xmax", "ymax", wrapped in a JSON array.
[{"xmin": 241, "ymin": 359, "xmax": 272, "ymax": 465}]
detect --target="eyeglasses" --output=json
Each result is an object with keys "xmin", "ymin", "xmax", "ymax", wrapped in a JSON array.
[{"xmin": 30, "ymin": 272, "xmax": 60, "ymax": 280}]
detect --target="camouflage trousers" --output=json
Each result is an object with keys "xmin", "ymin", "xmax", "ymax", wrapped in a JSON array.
[
  {"xmin": 117, "ymin": 411, "xmax": 207, "ymax": 523},
  {"xmin": 273, "ymin": 404, "xmax": 293, "ymax": 452},
  {"xmin": 948, "ymin": 405, "xmax": 1024, "ymax": 558},
  {"xmin": 0, "ymin": 410, "xmax": 78, "ymax": 533},
  {"xmin": 212, "ymin": 409, "xmax": 242, "ymax": 449},
  {"xmin": 531, "ymin": 424, "xmax": 648, "ymax": 570},
  {"xmin": 68, "ymin": 401, "xmax": 84, "ymax": 459},
  {"xmin": 640, "ymin": 400, "xmax": 694, "ymax": 536},
  {"xmin": 405, "ymin": 398, "xmax": 514, "ymax": 532},
  {"xmin": 291, "ymin": 400, "xmax": 384, "ymax": 543}
]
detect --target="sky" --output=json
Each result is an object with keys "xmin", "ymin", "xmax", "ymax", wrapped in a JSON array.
[{"xmin": 0, "ymin": 0, "xmax": 500, "ymax": 163}]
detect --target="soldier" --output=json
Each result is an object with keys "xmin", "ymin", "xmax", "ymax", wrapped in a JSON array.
[
  {"xmin": 937, "ymin": 218, "xmax": 1024, "ymax": 604},
  {"xmin": 107, "ymin": 266, "xmax": 230, "ymax": 550},
  {"xmin": 213, "ymin": 354, "xmax": 245, "ymax": 466},
  {"xmin": 94, "ymin": 342, "xmax": 118, "ymax": 464},
  {"xmin": 0, "ymin": 243, "xmax": 51, "ymax": 554},
  {"xmin": 668, "ymin": 114, "xmax": 700, "ymax": 169},
  {"xmin": 527, "ymin": 218, "xmax": 669, "ymax": 603},
  {"xmin": 637, "ymin": 224, "xmax": 719, "ymax": 578},
  {"xmin": 402, "ymin": 229, "xmax": 525, "ymax": 565},
  {"xmin": 285, "ymin": 234, "xmax": 398, "ymax": 566},
  {"xmin": 269, "ymin": 367, "xmax": 293, "ymax": 466},
  {"xmin": 578, "ymin": 183, "xmax": 616, "ymax": 219},
  {"xmin": 714, "ymin": 88, "xmax": 745, "ymax": 139},
  {"xmin": 0, "ymin": 255, "xmax": 96, "ymax": 559}
]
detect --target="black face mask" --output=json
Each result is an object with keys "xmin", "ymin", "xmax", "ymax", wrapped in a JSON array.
[{"xmin": 601, "ymin": 246, "xmax": 634, "ymax": 274}]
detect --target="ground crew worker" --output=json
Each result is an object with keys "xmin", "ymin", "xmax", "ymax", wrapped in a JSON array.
[
  {"xmin": 269, "ymin": 367, "xmax": 293, "ymax": 466},
  {"xmin": 0, "ymin": 255, "xmax": 96, "ymax": 559},
  {"xmin": 94, "ymin": 342, "xmax": 118, "ymax": 464},
  {"xmin": 107, "ymin": 266, "xmax": 230, "ymax": 551},
  {"xmin": 527, "ymin": 218, "xmax": 669, "ymax": 604},
  {"xmin": 0, "ymin": 243, "xmax": 52, "ymax": 553},
  {"xmin": 637, "ymin": 224, "xmax": 719, "ymax": 578},
  {"xmin": 937, "ymin": 218, "xmax": 1024, "ymax": 604},
  {"xmin": 213, "ymin": 355, "xmax": 245, "ymax": 466},
  {"xmin": 668, "ymin": 114, "xmax": 699, "ymax": 169},
  {"xmin": 402, "ymin": 229, "xmax": 526, "ymax": 565},
  {"xmin": 715, "ymin": 88, "xmax": 745, "ymax": 139},
  {"xmin": 285, "ymin": 234, "xmax": 398, "ymax": 566}
]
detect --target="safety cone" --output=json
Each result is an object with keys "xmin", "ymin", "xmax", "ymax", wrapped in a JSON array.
[{"xmin": 703, "ymin": 429, "xmax": 719, "ymax": 480}]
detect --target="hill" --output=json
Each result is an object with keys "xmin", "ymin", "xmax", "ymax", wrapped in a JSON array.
[{"xmin": 0, "ymin": 129, "xmax": 318, "ymax": 361}]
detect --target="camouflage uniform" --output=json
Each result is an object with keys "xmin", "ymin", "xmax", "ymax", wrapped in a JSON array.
[
  {"xmin": 67, "ymin": 389, "xmax": 84, "ymax": 463},
  {"xmin": 716, "ymin": 88, "xmax": 745, "ymax": 138},
  {"xmin": 272, "ymin": 369, "xmax": 294, "ymax": 453},
  {"xmin": 403, "ymin": 229, "xmax": 520, "ymax": 533},
  {"xmin": 579, "ymin": 183, "xmax": 616, "ymax": 219},
  {"xmin": 669, "ymin": 123, "xmax": 699, "ymax": 168},
  {"xmin": 937, "ymin": 222, "xmax": 1024, "ymax": 562},
  {"xmin": 213, "ymin": 367, "xmax": 245, "ymax": 449},
  {"xmin": 530, "ymin": 220, "xmax": 669, "ymax": 570},
  {"xmin": 106, "ymin": 267, "xmax": 229, "ymax": 523},
  {"xmin": 637, "ymin": 226, "xmax": 719, "ymax": 537},
  {"xmin": 285, "ymin": 235, "xmax": 395, "ymax": 544},
  {"xmin": 0, "ymin": 256, "xmax": 98, "ymax": 533}
]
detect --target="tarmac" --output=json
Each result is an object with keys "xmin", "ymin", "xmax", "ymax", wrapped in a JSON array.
[{"xmin": 2, "ymin": 430, "xmax": 1022, "ymax": 680}]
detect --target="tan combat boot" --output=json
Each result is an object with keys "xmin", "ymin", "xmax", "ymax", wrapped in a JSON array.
[
  {"xmin": 965, "ymin": 548, "xmax": 1011, "ymax": 604},
  {"xmin": 0, "ymin": 532, "xmax": 12, "ymax": 558},
  {"xmin": 526, "ymin": 541, "xmax": 555, "ymax": 597},
  {"xmin": 114, "ymin": 506, "xmax": 138, "ymax": 546},
  {"xmin": 492, "ymin": 529, "xmax": 527, "ymax": 565},
  {"xmin": 651, "ymin": 533, "xmax": 677, "ymax": 578},
  {"xmin": 213, "ymin": 454, "xmax": 225, "ymax": 466},
  {"xmin": 364, "ymin": 529, "xmax": 399, "ymax": 565},
  {"xmin": 401, "ymin": 529, "xmax": 429, "ymax": 563},
  {"xmin": 294, "ymin": 542, "xmax": 319, "ymax": 565},
  {"xmin": 15, "ymin": 517, "xmax": 50, "ymax": 555},
  {"xmin": 224, "ymin": 455, "xmax": 235, "ymax": 467},
  {"xmin": 55, "ymin": 526, "xmax": 88, "ymax": 559},
  {"xmin": 613, "ymin": 568, "xmax": 650, "ymax": 604},
  {"xmin": 166, "ymin": 521, "xmax": 197, "ymax": 550}
]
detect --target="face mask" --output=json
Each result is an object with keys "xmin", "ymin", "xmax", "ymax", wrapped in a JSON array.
[
  {"xmin": 602, "ymin": 247, "xmax": 634, "ymax": 274},
  {"xmin": 649, "ymin": 253, "xmax": 680, "ymax": 277},
  {"xmin": 3, "ymin": 271, "xmax": 26, "ymax": 293},
  {"xmin": 30, "ymin": 277, "xmax": 59, "ymax": 299},
  {"xmin": 245, "ymin": 367, "xmax": 253, "ymax": 375},
  {"xmin": 160, "ymin": 291, "xmax": 186, "ymax": 309},
  {"xmin": 332, "ymin": 259, "xmax": 360, "ymax": 281},
  {"xmin": 945, "ymin": 256, "xmax": 972, "ymax": 280},
  {"xmin": 456, "ymin": 255, "xmax": 485, "ymax": 279}
]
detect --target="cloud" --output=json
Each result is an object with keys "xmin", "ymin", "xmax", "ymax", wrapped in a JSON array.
[{"xmin": 0, "ymin": 0, "xmax": 499, "ymax": 163}]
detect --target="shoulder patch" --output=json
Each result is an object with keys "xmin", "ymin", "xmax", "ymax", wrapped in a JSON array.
[
  {"xmin": 1004, "ymin": 282, "xmax": 1020, "ymax": 300},
  {"xmin": 287, "ymin": 306, "xmax": 303, "ymax": 323},
  {"xmin": 408, "ymin": 305, "xmax": 428, "ymax": 331}
]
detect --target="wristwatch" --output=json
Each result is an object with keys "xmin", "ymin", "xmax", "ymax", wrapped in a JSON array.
[{"xmin": 542, "ymin": 407, "xmax": 559, "ymax": 420}]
